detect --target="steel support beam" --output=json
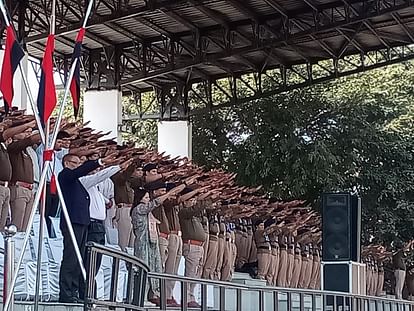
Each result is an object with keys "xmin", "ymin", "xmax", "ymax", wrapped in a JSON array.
[
  {"xmin": 123, "ymin": 44, "xmax": 414, "ymax": 120},
  {"xmin": 116, "ymin": 1, "xmax": 414, "ymax": 86},
  {"xmin": 24, "ymin": 0, "xmax": 192, "ymax": 43},
  {"xmin": 12, "ymin": 0, "xmax": 414, "ymax": 121}
]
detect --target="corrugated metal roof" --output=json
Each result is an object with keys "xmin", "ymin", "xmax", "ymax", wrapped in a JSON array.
[
  {"xmin": 204, "ymin": 1, "xmax": 247, "ymax": 21},
  {"xmin": 14, "ymin": 0, "xmax": 414, "ymax": 92},
  {"xmin": 172, "ymin": 6, "xmax": 218, "ymax": 27}
]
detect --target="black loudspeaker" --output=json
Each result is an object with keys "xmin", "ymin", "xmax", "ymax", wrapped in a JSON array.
[
  {"xmin": 323, "ymin": 263, "xmax": 350, "ymax": 292},
  {"xmin": 322, "ymin": 262, "xmax": 366, "ymax": 294},
  {"xmin": 322, "ymin": 193, "xmax": 361, "ymax": 262}
]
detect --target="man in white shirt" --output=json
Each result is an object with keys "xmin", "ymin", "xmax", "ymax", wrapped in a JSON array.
[
  {"xmin": 78, "ymin": 158, "xmax": 133, "ymax": 299},
  {"xmin": 97, "ymin": 176, "xmax": 117, "ymax": 244},
  {"xmin": 80, "ymin": 164, "xmax": 122, "ymax": 245}
]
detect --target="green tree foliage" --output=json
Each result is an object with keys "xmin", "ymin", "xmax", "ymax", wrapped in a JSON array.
[
  {"xmin": 81, "ymin": 62, "xmax": 414, "ymax": 246},
  {"xmin": 192, "ymin": 63, "xmax": 414, "ymax": 246},
  {"xmin": 55, "ymin": 90, "xmax": 157, "ymax": 148},
  {"xmin": 121, "ymin": 94, "xmax": 157, "ymax": 148},
  {"xmin": 54, "ymin": 90, "xmax": 84, "ymax": 122}
]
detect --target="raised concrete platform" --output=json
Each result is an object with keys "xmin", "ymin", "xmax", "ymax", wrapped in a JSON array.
[{"xmin": 2, "ymin": 273, "xmax": 319, "ymax": 311}]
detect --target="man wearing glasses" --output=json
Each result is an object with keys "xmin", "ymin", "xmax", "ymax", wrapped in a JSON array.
[{"xmin": 58, "ymin": 153, "xmax": 112, "ymax": 303}]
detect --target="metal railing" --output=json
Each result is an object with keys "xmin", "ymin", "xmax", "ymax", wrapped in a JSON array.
[
  {"xmin": 79, "ymin": 242, "xmax": 414, "ymax": 311},
  {"xmin": 147, "ymin": 272, "xmax": 414, "ymax": 311},
  {"xmin": 3, "ymin": 225, "xmax": 17, "ymax": 311},
  {"xmin": 83, "ymin": 242, "xmax": 149, "ymax": 311},
  {"xmin": 3, "ymin": 237, "xmax": 412, "ymax": 311}
]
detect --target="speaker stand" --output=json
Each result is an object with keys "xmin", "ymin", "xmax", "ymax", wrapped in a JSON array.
[{"xmin": 321, "ymin": 261, "xmax": 366, "ymax": 295}]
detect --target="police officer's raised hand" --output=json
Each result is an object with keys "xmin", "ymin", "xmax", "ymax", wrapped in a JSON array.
[
  {"xmin": 101, "ymin": 151, "xmax": 119, "ymax": 166},
  {"xmin": 120, "ymin": 158, "xmax": 135, "ymax": 170},
  {"xmin": 167, "ymin": 184, "xmax": 186, "ymax": 197},
  {"xmin": 157, "ymin": 184, "xmax": 186, "ymax": 204}
]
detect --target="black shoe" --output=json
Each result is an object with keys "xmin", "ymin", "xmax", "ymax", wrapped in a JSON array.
[{"xmin": 149, "ymin": 297, "xmax": 160, "ymax": 306}]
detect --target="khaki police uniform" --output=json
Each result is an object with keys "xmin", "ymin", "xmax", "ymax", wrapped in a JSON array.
[
  {"xmin": 179, "ymin": 201, "xmax": 206, "ymax": 303},
  {"xmin": 203, "ymin": 215, "xmax": 219, "ymax": 279}
]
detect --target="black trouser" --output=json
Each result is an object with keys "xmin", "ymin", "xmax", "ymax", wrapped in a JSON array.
[
  {"xmin": 45, "ymin": 183, "xmax": 59, "ymax": 238},
  {"xmin": 79, "ymin": 220, "xmax": 106, "ymax": 300},
  {"xmin": 59, "ymin": 223, "xmax": 88, "ymax": 302}
]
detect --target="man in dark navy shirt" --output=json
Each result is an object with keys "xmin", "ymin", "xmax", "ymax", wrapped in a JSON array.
[{"xmin": 58, "ymin": 153, "xmax": 107, "ymax": 303}]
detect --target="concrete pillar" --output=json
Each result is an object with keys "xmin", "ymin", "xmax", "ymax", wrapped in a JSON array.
[
  {"xmin": 0, "ymin": 50, "xmax": 28, "ymax": 110},
  {"xmin": 14, "ymin": 53, "xmax": 28, "ymax": 110},
  {"xmin": 157, "ymin": 121, "xmax": 192, "ymax": 159},
  {"xmin": 83, "ymin": 89, "xmax": 122, "ymax": 142}
]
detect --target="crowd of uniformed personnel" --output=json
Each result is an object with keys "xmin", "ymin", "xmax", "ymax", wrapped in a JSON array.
[
  {"xmin": 362, "ymin": 245, "xmax": 390, "ymax": 297},
  {"xmin": 0, "ymin": 109, "xmax": 322, "ymax": 307},
  {"xmin": 131, "ymin": 164, "xmax": 324, "ymax": 307},
  {"xmin": 234, "ymin": 218, "xmax": 322, "ymax": 289},
  {"xmin": 0, "ymin": 108, "xmax": 411, "ymax": 306}
]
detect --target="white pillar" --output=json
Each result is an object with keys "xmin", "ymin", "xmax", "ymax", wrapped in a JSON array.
[
  {"xmin": 0, "ymin": 51, "xmax": 28, "ymax": 110},
  {"xmin": 83, "ymin": 89, "xmax": 122, "ymax": 143},
  {"xmin": 159, "ymin": 121, "xmax": 193, "ymax": 300},
  {"xmin": 13, "ymin": 53, "xmax": 28, "ymax": 110},
  {"xmin": 157, "ymin": 121, "xmax": 192, "ymax": 159}
]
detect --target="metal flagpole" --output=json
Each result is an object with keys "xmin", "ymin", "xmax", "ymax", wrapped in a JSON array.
[
  {"xmin": 3, "ymin": 162, "xmax": 49, "ymax": 311},
  {"xmin": 33, "ymin": 167, "xmax": 48, "ymax": 309},
  {"xmin": 0, "ymin": 0, "xmax": 45, "ymax": 144},
  {"xmin": 47, "ymin": 0, "xmax": 93, "ymax": 279},
  {"xmin": 33, "ymin": 0, "xmax": 56, "ymax": 308},
  {"xmin": 50, "ymin": 0, "xmax": 94, "ymax": 146},
  {"xmin": 47, "ymin": 0, "xmax": 94, "ymax": 281},
  {"xmin": 0, "ymin": 2, "xmax": 49, "ymax": 311},
  {"xmin": 2, "ymin": 1, "xmax": 95, "ymax": 310}
]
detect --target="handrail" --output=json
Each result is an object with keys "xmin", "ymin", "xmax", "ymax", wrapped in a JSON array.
[
  {"xmin": 83, "ymin": 242, "xmax": 149, "ymax": 311},
  {"xmin": 148, "ymin": 271, "xmax": 414, "ymax": 311},
  {"xmin": 148, "ymin": 271, "xmax": 414, "ymax": 304},
  {"xmin": 85, "ymin": 242, "xmax": 149, "ymax": 271},
  {"xmin": 82, "ymin": 244, "xmax": 414, "ymax": 311}
]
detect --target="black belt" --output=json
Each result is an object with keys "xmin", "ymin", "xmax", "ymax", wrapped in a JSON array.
[
  {"xmin": 90, "ymin": 218, "xmax": 104, "ymax": 224},
  {"xmin": 258, "ymin": 246, "xmax": 271, "ymax": 250}
]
